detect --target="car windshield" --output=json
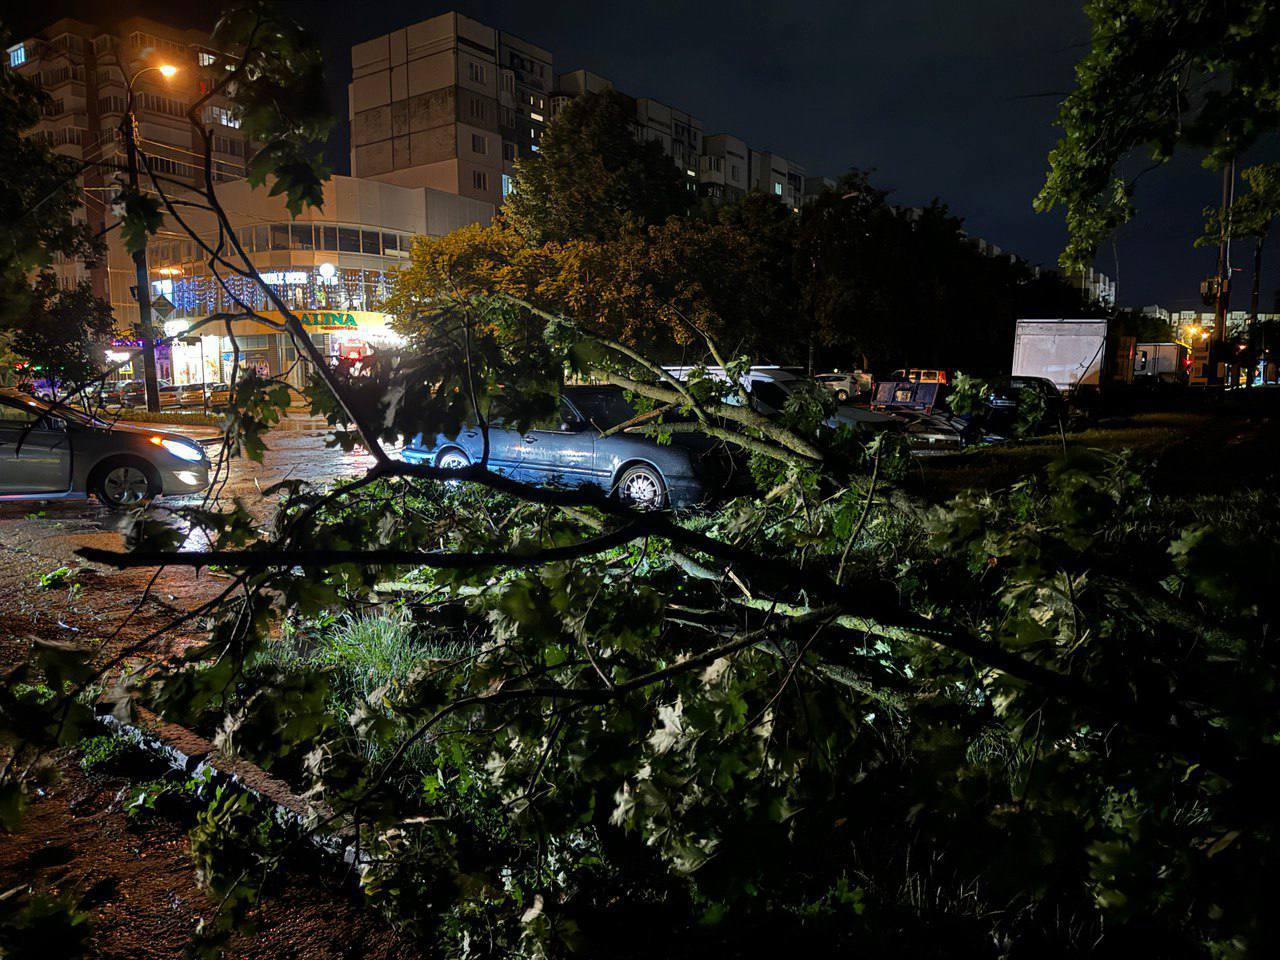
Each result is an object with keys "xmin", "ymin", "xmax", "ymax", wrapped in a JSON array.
[
  {"xmin": 750, "ymin": 380, "xmax": 793, "ymax": 411},
  {"xmin": 9, "ymin": 393, "xmax": 106, "ymax": 427},
  {"xmin": 569, "ymin": 389, "xmax": 640, "ymax": 429}
]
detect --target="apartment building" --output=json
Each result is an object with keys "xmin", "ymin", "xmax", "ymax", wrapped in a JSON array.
[
  {"xmin": 698, "ymin": 133, "xmax": 751, "ymax": 202},
  {"xmin": 497, "ymin": 31, "xmax": 553, "ymax": 199},
  {"xmin": 7, "ymin": 17, "xmax": 251, "ymax": 315},
  {"xmin": 349, "ymin": 13, "xmax": 553, "ymax": 205},
  {"xmin": 748, "ymin": 149, "xmax": 806, "ymax": 210},
  {"xmin": 550, "ymin": 70, "xmax": 701, "ymax": 195},
  {"xmin": 635, "ymin": 97, "xmax": 703, "ymax": 194}
]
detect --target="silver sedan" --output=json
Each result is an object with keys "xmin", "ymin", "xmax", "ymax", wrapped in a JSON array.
[{"xmin": 0, "ymin": 389, "xmax": 210, "ymax": 508}]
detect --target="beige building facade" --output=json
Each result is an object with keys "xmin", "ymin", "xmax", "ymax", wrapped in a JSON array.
[{"xmin": 349, "ymin": 13, "xmax": 552, "ymax": 205}]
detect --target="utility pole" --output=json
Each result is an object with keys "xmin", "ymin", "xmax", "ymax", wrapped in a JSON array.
[
  {"xmin": 122, "ymin": 112, "xmax": 161, "ymax": 413},
  {"xmin": 119, "ymin": 63, "xmax": 179, "ymax": 413},
  {"xmin": 1212, "ymin": 157, "xmax": 1236, "ymax": 385},
  {"xmin": 1248, "ymin": 227, "xmax": 1265, "ymax": 388}
]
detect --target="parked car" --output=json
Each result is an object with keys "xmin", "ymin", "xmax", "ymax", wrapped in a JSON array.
[
  {"xmin": 871, "ymin": 379, "xmax": 947, "ymax": 414},
  {"xmin": 889, "ymin": 368, "xmax": 950, "ymax": 385},
  {"xmin": 665, "ymin": 366, "xmax": 895, "ymax": 430},
  {"xmin": 401, "ymin": 385, "xmax": 730, "ymax": 509},
  {"xmin": 101, "ymin": 379, "xmax": 141, "ymax": 405},
  {"xmin": 177, "ymin": 382, "xmax": 232, "ymax": 408},
  {"xmin": 120, "ymin": 380, "xmax": 180, "ymax": 409},
  {"xmin": 0, "ymin": 388, "xmax": 210, "ymax": 507},
  {"xmin": 815, "ymin": 371, "xmax": 872, "ymax": 401}
]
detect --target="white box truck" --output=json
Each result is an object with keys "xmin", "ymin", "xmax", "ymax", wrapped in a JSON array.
[
  {"xmin": 1012, "ymin": 319, "xmax": 1131, "ymax": 393},
  {"xmin": 1133, "ymin": 342, "xmax": 1189, "ymax": 381}
]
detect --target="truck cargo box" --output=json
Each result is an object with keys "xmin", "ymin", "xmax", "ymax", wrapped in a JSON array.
[{"xmin": 1012, "ymin": 319, "xmax": 1128, "ymax": 393}]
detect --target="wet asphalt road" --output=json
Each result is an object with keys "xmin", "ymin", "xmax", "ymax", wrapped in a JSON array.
[{"xmin": 0, "ymin": 424, "xmax": 378, "ymax": 570}]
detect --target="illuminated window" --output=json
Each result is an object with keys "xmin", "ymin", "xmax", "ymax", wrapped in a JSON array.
[
  {"xmin": 773, "ymin": 182, "xmax": 783, "ymax": 196},
  {"xmin": 8, "ymin": 44, "xmax": 27, "ymax": 68},
  {"xmin": 501, "ymin": 174, "xmax": 513, "ymax": 198},
  {"xmin": 197, "ymin": 51, "xmax": 216, "ymax": 67}
]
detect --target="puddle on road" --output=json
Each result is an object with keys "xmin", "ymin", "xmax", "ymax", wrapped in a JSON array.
[{"xmin": 0, "ymin": 428, "xmax": 389, "ymax": 556}]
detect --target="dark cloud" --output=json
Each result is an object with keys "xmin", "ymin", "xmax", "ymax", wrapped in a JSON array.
[{"xmin": 14, "ymin": 0, "xmax": 1264, "ymax": 309}]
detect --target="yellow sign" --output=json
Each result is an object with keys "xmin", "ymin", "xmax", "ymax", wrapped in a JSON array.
[{"xmin": 259, "ymin": 310, "xmax": 392, "ymax": 333}]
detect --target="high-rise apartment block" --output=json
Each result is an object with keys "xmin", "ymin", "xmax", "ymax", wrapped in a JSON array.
[
  {"xmin": 352, "ymin": 14, "xmax": 825, "ymax": 211},
  {"xmin": 6, "ymin": 17, "xmax": 251, "ymax": 314},
  {"xmin": 349, "ymin": 13, "xmax": 553, "ymax": 205}
]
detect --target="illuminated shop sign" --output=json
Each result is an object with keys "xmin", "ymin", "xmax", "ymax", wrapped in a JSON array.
[
  {"xmin": 300, "ymin": 311, "xmax": 358, "ymax": 329},
  {"xmin": 257, "ymin": 310, "xmax": 392, "ymax": 333}
]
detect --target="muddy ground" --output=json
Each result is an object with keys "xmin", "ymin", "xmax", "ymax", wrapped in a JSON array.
[{"xmin": 0, "ymin": 429, "xmax": 417, "ymax": 958}]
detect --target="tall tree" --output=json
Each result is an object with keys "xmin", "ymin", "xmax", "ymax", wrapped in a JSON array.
[
  {"xmin": 504, "ymin": 89, "xmax": 691, "ymax": 244},
  {"xmin": 1036, "ymin": 0, "xmax": 1280, "ymax": 270}
]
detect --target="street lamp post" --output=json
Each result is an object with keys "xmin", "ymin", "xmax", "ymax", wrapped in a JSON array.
[{"xmin": 120, "ymin": 63, "xmax": 178, "ymax": 413}]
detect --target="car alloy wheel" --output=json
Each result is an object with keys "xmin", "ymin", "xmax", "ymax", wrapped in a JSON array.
[
  {"xmin": 101, "ymin": 465, "xmax": 152, "ymax": 507},
  {"xmin": 436, "ymin": 449, "xmax": 470, "ymax": 470},
  {"xmin": 617, "ymin": 465, "xmax": 665, "ymax": 510}
]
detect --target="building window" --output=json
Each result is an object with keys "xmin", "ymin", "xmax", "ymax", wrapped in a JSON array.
[
  {"xmin": 503, "ymin": 141, "xmax": 516, "ymax": 161},
  {"xmin": 501, "ymin": 173, "xmax": 514, "ymax": 198},
  {"xmin": 203, "ymin": 105, "xmax": 240, "ymax": 129},
  {"xmin": 197, "ymin": 51, "xmax": 217, "ymax": 67},
  {"xmin": 290, "ymin": 223, "xmax": 314, "ymax": 250},
  {"xmin": 471, "ymin": 133, "xmax": 487, "ymax": 155},
  {"xmin": 361, "ymin": 230, "xmax": 381, "ymax": 255},
  {"xmin": 469, "ymin": 98, "xmax": 487, "ymax": 121},
  {"xmin": 270, "ymin": 224, "xmax": 291, "ymax": 250},
  {"xmin": 773, "ymin": 182, "xmax": 783, "ymax": 196},
  {"xmin": 472, "ymin": 170, "xmax": 489, "ymax": 191},
  {"xmin": 338, "ymin": 227, "xmax": 361, "ymax": 253},
  {"xmin": 468, "ymin": 62, "xmax": 486, "ymax": 83}
]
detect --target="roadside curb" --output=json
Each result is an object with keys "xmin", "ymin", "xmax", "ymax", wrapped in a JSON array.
[{"xmin": 96, "ymin": 704, "xmax": 357, "ymax": 866}]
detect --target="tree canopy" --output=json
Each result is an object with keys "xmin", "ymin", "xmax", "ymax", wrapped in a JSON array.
[
  {"xmin": 504, "ymin": 89, "xmax": 692, "ymax": 244},
  {"xmin": 1036, "ymin": 0, "xmax": 1280, "ymax": 269}
]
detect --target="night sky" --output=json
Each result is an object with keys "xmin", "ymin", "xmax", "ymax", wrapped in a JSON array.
[{"xmin": 15, "ymin": 0, "xmax": 1275, "ymax": 311}]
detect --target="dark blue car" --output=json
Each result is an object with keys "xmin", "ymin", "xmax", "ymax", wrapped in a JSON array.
[{"xmin": 401, "ymin": 385, "xmax": 722, "ymax": 509}]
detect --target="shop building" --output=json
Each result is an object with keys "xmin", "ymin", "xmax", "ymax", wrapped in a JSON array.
[{"xmin": 106, "ymin": 174, "xmax": 493, "ymax": 388}]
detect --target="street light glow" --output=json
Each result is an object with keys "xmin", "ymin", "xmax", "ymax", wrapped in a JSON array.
[{"xmin": 158, "ymin": 64, "xmax": 178, "ymax": 79}]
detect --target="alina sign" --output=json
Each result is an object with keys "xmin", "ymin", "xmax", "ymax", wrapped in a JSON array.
[{"xmin": 298, "ymin": 310, "xmax": 358, "ymax": 330}]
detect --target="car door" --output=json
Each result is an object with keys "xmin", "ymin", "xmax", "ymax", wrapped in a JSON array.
[
  {"xmin": 0, "ymin": 399, "xmax": 72, "ymax": 495},
  {"xmin": 456, "ymin": 420, "xmax": 524, "ymax": 476},
  {"xmin": 515, "ymin": 398, "xmax": 596, "ymax": 488}
]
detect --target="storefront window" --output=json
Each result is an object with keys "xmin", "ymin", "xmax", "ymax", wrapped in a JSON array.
[
  {"xmin": 291, "ymin": 223, "xmax": 314, "ymax": 250},
  {"xmin": 361, "ymin": 230, "xmax": 381, "ymax": 255},
  {"xmin": 321, "ymin": 226, "xmax": 338, "ymax": 251},
  {"xmin": 253, "ymin": 225, "xmax": 269, "ymax": 252},
  {"xmin": 338, "ymin": 227, "xmax": 360, "ymax": 253},
  {"xmin": 270, "ymin": 224, "xmax": 291, "ymax": 250}
]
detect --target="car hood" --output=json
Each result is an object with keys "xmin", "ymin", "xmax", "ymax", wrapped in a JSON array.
[{"xmin": 828, "ymin": 405, "xmax": 896, "ymax": 426}]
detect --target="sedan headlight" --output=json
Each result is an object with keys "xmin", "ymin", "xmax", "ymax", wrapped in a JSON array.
[{"xmin": 150, "ymin": 435, "xmax": 205, "ymax": 462}]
